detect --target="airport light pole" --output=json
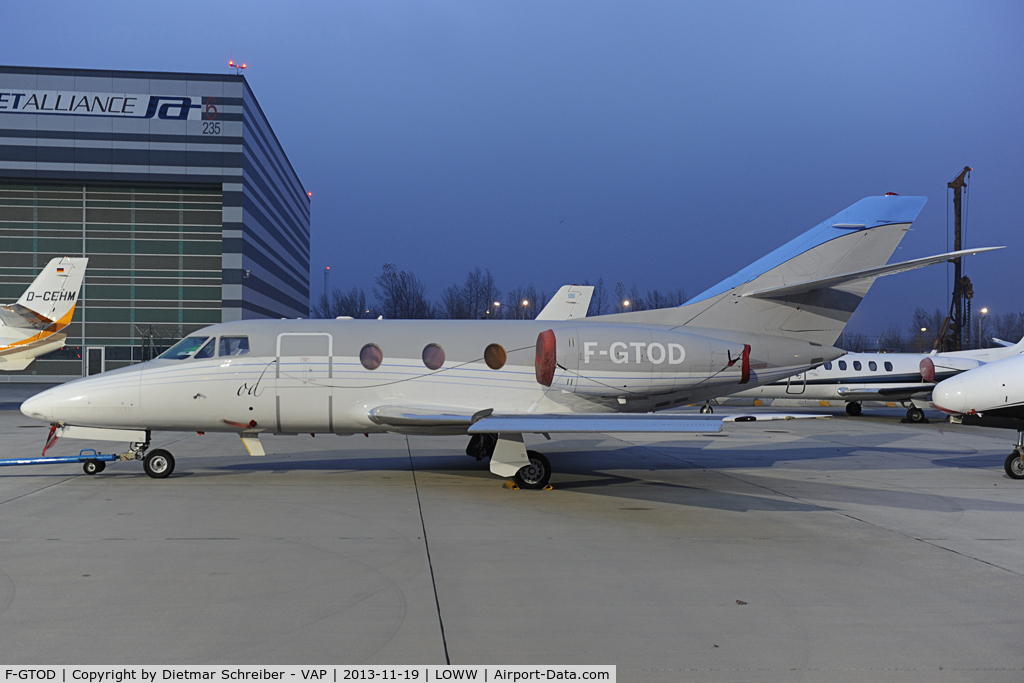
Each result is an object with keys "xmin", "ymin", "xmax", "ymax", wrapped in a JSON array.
[{"xmin": 978, "ymin": 307, "xmax": 988, "ymax": 348}]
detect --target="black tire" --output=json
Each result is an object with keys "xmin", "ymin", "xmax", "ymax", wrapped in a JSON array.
[
  {"xmin": 1004, "ymin": 452, "xmax": 1024, "ymax": 480},
  {"xmin": 845, "ymin": 402, "xmax": 862, "ymax": 417},
  {"xmin": 83, "ymin": 460, "xmax": 100, "ymax": 475},
  {"xmin": 143, "ymin": 449, "xmax": 175, "ymax": 479},
  {"xmin": 95, "ymin": 460, "xmax": 106, "ymax": 473},
  {"xmin": 514, "ymin": 450, "xmax": 551, "ymax": 490},
  {"xmin": 907, "ymin": 407, "xmax": 926, "ymax": 423},
  {"xmin": 700, "ymin": 404, "xmax": 714, "ymax": 414}
]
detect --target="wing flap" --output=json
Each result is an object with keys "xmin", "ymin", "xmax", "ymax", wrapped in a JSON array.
[
  {"xmin": 469, "ymin": 414, "xmax": 723, "ymax": 433},
  {"xmin": 368, "ymin": 405, "xmax": 493, "ymax": 428}
]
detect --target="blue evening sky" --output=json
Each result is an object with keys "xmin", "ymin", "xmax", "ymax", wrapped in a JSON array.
[{"xmin": 4, "ymin": 1, "xmax": 1022, "ymax": 335}]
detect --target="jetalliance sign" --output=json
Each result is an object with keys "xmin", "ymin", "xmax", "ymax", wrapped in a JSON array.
[{"xmin": 0, "ymin": 90, "xmax": 213, "ymax": 120}]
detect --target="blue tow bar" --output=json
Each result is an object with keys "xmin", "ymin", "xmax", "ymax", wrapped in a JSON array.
[{"xmin": 0, "ymin": 449, "xmax": 120, "ymax": 468}]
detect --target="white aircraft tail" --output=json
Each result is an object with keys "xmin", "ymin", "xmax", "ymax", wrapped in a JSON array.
[
  {"xmin": 600, "ymin": 196, "xmax": 946, "ymax": 346},
  {"xmin": 536, "ymin": 285, "xmax": 594, "ymax": 320},
  {"xmin": 15, "ymin": 257, "xmax": 88, "ymax": 325}
]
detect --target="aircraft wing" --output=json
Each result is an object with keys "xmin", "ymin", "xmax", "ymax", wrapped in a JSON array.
[
  {"xmin": 371, "ymin": 406, "xmax": 827, "ymax": 434},
  {"xmin": 740, "ymin": 247, "xmax": 1003, "ymax": 300},
  {"xmin": 470, "ymin": 412, "xmax": 826, "ymax": 433},
  {"xmin": 836, "ymin": 385, "xmax": 934, "ymax": 402}
]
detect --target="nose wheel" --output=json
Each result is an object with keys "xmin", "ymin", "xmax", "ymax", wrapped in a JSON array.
[
  {"xmin": 699, "ymin": 401, "xmax": 714, "ymax": 414},
  {"xmin": 143, "ymin": 449, "xmax": 175, "ymax": 479}
]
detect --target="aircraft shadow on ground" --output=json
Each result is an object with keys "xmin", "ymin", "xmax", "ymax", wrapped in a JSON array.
[{"xmin": 208, "ymin": 443, "xmax": 1024, "ymax": 514}]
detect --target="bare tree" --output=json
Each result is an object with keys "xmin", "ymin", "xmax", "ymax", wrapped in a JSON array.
[
  {"xmin": 877, "ymin": 323, "xmax": 904, "ymax": 352},
  {"xmin": 585, "ymin": 278, "xmax": 608, "ymax": 316},
  {"xmin": 373, "ymin": 263, "xmax": 434, "ymax": 319},
  {"xmin": 840, "ymin": 332, "xmax": 870, "ymax": 352},
  {"xmin": 312, "ymin": 286, "xmax": 370, "ymax": 319},
  {"xmin": 993, "ymin": 312, "xmax": 1024, "ymax": 344},
  {"xmin": 645, "ymin": 287, "xmax": 686, "ymax": 310},
  {"xmin": 504, "ymin": 284, "xmax": 541, "ymax": 319},
  {"xmin": 906, "ymin": 307, "xmax": 945, "ymax": 352},
  {"xmin": 440, "ymin": 268, "xmax": 501, "ymax": 319}
]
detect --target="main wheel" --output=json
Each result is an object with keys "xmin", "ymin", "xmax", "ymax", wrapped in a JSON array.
[
  {"xmin": 143, "ymin": 449, "xmax": 175, "ymax": 479},
  {"xmin": 1004, "ymin": 452, "xmax": 1024, "ymax": 480},
  {"xmin": 514, "ymin": 450, "xmax": 551, "ymax": 490},
  {"xmin": 700, "ymin": 404, "xmax": 714, "ymax": 414},
  {"xmin": 83, "ymin": 459, "xmax": 102, "ymax": 475},
  {"xmin": 907, "ymin": 407, "xmax": 926, "ymax": 423},
  {"xmin": 845, "ymin": 402, "xmax": 862, "ymax": 417}
]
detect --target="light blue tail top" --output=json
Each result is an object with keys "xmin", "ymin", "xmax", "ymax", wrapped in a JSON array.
[{"xmin": 686, "ymin": 195, "xmax": 928, "ymax": 305}]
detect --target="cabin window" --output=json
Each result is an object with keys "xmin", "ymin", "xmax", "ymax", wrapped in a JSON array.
[
  {"xmin": 838, "ymin": 360, "xmax": 847, "ymax": 370},
  {"xmin": 853, "ymin": 360, "xmax": 862, "ymax": 371},
  {"xmin": 159, "ymin": 336, "xmax": 210, "ymax": 360},
  {"xmin": 360, "ymin": 344, "xmax": 383, "ymax": 370},
  {"xmin": 484, "ymin": 343, "xmax": 507, "ymax": 370},
  {"xmin": 824, "ymin": 362, "xmax": 832, "ymax": 370},
  {"xmin": 193, "ymin": 339, "xmax": 216, "ymax": 359},
  {"xmin": 220, "ymin": 336, "xmax": 250, "ymax": 356},
  {"xmin": 869, "ymin": 361, "xmax": 877, "ymax": 371},
  {"xmin": 422, "ymin": 343, "xmax": 445, "ymax": 370},
  {"xmin": 884, "ymin": 361, "xmax": 893, "ymax": 371}
]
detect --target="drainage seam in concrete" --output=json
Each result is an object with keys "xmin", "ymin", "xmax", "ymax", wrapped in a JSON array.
[{"xmin": 406, "ymin": 436, "xmax": 451, "ymax": 664}]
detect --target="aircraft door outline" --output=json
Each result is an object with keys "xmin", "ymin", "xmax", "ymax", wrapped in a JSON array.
[{"xmin": 276, "ymin": 333, "xmax": 333, "ymax": 432}]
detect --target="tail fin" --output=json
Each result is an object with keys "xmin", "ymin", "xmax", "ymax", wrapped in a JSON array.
[
  {"xmin": 536, "ymin": 285, "xmax": 594, "ymax": 320},
  {"xmin": 16, "ymin": 257, "xmax": 88, "ymax": 326},
  {"xmin": 604, "ymin": 196, "xmax": 927, "ymax": 346}
]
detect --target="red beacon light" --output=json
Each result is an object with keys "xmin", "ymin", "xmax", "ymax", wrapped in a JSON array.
[
  {"xmin": 229, "ymin": 61, "xmax": 247, "ymax": 75},
  {"xmin": 884, "ymin": 192, "xmax": 899, "ymax": 196}
]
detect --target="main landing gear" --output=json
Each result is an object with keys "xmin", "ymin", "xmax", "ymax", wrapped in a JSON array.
[
  {"xmin": 699, "ymin": 401, "xmax": 714, "ymax": 414},
  {"xmin": 905, "ymin": 406, "xmax": 928, "ymax": 424},
  {"xmin": 845, "ymin": 401, "xmax": 862, "ymax": 417},
  {"xmin": 466, "ymin": 434, "xmax": 552, "ymax": 489},
  {"xmin": 1005, "ymin": 432, "xmax": 1024, "ymax": 480}
]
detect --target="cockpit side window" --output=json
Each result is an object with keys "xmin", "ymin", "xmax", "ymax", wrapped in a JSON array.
[
  {"xmin": 159, "ymin": 336, "xmax": 210, "ymax": 360},
  {"xmin": 220, "ymin": 336, "xmax": 250, "ymax": 356},
  {"xmin": 194, "ymin": 339, "xmax": 216, "ymax": 359}
]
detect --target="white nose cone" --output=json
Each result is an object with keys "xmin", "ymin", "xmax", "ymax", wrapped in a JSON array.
[
  {"xmin": 933, "ymin": 364, "xmax": 1000, "ymax": 415},
  {"xmin": 932, "ymin": 375, "xmax": 967, "ymax": 415},
  {"xmin": 21, "ymin": 389, "xmax": 54, "ymax": 423}
]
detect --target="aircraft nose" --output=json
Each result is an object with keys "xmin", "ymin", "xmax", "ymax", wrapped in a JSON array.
[
  {"xmin": 21, "ymin": 387, "xmax": 56, "ymax": 423},
  {"xmin": 933, "ymin": 366, "xmax": 996, "ymax": 415},
  {"xmin": 931, "ymin": 376, "xmax": 966, "ymax": 415}
]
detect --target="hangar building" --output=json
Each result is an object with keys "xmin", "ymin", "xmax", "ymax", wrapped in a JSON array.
[{"xmin": 0, "ymin": 65, "xmax": 310, "ymax": 378}]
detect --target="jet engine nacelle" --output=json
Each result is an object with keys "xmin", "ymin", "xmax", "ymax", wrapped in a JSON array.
[{"xmin": 535, "ymin": 325, "xmax": 756, "ymax": 397}]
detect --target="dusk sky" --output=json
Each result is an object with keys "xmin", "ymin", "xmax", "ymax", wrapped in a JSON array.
[{"xmin": 4, "ymin": 1, "xmax": 1023, "ymax": 337}]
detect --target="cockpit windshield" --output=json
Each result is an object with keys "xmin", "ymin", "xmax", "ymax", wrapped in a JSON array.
[{"xmin": 159, "ymin": 336, "xmax": 211, "ymax": 360}]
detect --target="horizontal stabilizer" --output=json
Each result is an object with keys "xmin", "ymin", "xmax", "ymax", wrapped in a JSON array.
[{"xmin": 740, "ymin": 247, "xmax": 1003, "ymax": 299}]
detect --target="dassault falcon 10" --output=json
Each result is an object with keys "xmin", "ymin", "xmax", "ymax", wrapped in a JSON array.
[
  {"xmin": 1, "ymin": 257, "xmax": 88, "ymax": 371},
  {"xmin": 20, "ymin": 195, "xmax": 997, "ymax": 485}
]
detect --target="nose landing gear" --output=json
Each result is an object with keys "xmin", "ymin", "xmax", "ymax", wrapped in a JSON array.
[
  {"xmin": 1005, "ymin": 432, "xmax": 1024, "ymax": 480},
  {"xmin": 142, "ymin": 449, "xmax": 175, "ymax": 479}
]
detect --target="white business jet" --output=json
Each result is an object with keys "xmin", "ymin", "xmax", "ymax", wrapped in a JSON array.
[
  {"xmin": 724, "ymin": 339, "xmax": 1023, "ymax": 422},
  {"xmin": 1, "ymin": 257, "xmax": 88, "ymax": 371},
  {"xmin": 20, "ymin": 195, "xmax": 996, "ymax": 486},
  {"xmin": 932, "ymin": 353, "xmax": 1024, "ymax": 479}
]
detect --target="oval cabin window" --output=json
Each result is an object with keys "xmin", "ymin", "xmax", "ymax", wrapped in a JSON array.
[
  {"xmin": 360, "ymin": 343, "xmax": 383, "ymax": 370},
  {"xmin": 484, "ymin": 343, "xmax": 507, "ymax": 370},
  {"xmin": 422, "ymin": 343, "xmax": 445, "ymax": 370}
]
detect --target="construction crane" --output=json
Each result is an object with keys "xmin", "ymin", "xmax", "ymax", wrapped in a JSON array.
[{"xmin": 934, "ymin": 166, "xmax": 973, "ymax": 351}]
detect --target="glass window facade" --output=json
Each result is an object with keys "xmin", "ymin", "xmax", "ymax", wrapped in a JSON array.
[{"xmin": 0, "ymin": 182, "xmax": 222, "ymax": 375}]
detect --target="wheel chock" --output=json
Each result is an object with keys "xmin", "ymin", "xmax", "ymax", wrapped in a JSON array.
[
  {"xmin": 503, "ymin": 480, "xmax": 520, "ymax": 490},
  {"xmin": 543, "ymin": 485, "xmax": 554, "ymax": 491}
]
